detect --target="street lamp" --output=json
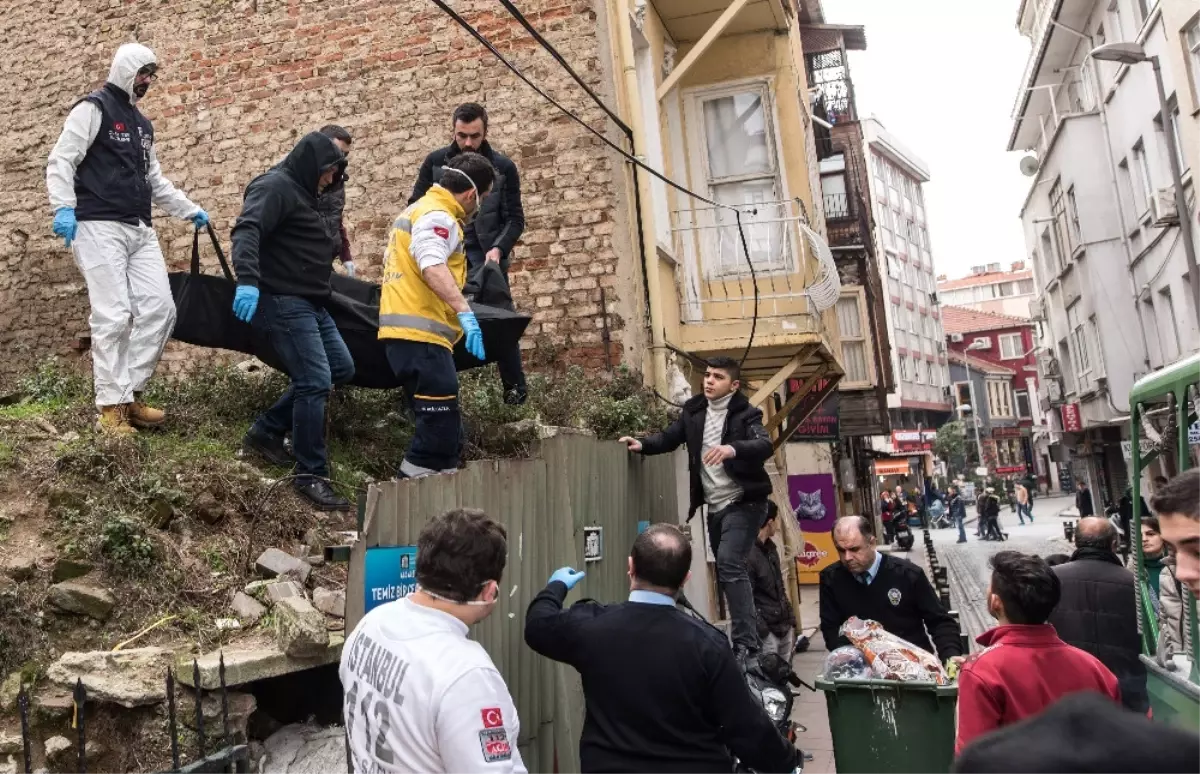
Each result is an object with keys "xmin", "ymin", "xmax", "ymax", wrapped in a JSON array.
[{"xmin": 1090, "ymin": 41, "xmax": 1200, "ymax": 317}]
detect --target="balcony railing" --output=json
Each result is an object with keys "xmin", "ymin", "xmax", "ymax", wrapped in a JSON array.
[
  {"xmin": 671, "ymin": 199, "xmax": 840, "ymax": 326},
  {"xmin": 823, "ymin": 192, "xmax": 852, "ymax": 220}
]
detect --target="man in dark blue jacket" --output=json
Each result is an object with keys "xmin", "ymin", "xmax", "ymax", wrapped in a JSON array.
[
  {"xmin": 525, "ymin": 524, "xmax": 800, "ymax": 773},
  {"xmin": 410, "ymin": 103, "xmax": 527, "ymax": 403}
]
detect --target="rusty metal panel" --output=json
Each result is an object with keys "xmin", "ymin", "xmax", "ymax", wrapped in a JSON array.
[{"xmin": 346, "ymin": 432, "xmax": 679, "ymax": 774}]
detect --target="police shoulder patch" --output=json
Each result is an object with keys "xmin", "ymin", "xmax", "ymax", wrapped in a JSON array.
[{"xmin": 479, "ymin": 728, "xmax": 512, "ymax": 762}]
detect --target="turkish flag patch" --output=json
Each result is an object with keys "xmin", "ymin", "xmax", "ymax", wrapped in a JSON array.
[
  {"xmin": 433, "ymin": 226, "xmax": 450, "ymax": 239},
  {"xmin": 114, "ymin": 122, "xmax": 126, "ymax": 132},
  {"xmin": 481, "ymin": 707, "xmax": 504, "ymax": 728}
]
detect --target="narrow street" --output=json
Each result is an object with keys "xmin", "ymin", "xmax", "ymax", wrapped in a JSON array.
[{"xmin": 931, "ymin": 494, "xmax": 1077, "ymax": 647}]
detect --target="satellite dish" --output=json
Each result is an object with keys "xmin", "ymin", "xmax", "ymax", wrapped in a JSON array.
[{"xmin": 1020, "ymin": 155, "xmax": 1040, "ymax": 177}]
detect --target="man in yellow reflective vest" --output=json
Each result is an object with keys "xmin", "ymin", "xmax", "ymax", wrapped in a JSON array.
[{"xmin": 380, "ymin": 152, "xmax": 495, "ymax": 479}]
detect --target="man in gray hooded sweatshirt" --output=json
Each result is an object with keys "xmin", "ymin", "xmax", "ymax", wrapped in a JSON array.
[{"xmin": 46, "ymin": 43, "xmax": 208, "ymax": 435}]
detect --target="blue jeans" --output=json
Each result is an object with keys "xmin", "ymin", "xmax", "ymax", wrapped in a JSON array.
[
  {"xmin": 1017, "ymin": 503, "xmax": 1033, "ymax": 523},
  {"xmin": 706, "ymin": 500, "xmax": 766, "ymax": 653},
  {"xmin": 251, "ymin": 295, "xmax": 354, "ymax": 479},
  {"xmin": 956, "ymin": 512, "xmax": 967, "ymax": 542},
  {"xmin": 385, "ymin": 339, "xmax": 462, "ymax": 475}
]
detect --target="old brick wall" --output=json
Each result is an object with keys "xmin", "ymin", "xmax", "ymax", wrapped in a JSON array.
[{"xmin": 0, "ymin": 0, "xmax": 639, "ymax": 388}]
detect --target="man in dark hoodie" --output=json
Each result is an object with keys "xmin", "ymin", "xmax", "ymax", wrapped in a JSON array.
[
  {"xmin": 230, "ymin": 132, "xmax": 353, "ymax": 511},
  {"xmin": 410, "ymin": 103, "xmax": 527, "ymax": 404},
  {"xmin": 619, "ymin": 356, "xmax": 773, "ymax": 662}
]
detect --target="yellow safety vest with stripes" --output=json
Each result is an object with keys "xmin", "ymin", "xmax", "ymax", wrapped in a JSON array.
[{"xmin": 378, "ymin": 186, "xmax": 468, "ymax": 350}]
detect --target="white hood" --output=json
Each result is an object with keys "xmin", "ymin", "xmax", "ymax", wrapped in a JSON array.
[{"xmin": 106, "ymin": 43, "xmax": 156, "ymax": 101}]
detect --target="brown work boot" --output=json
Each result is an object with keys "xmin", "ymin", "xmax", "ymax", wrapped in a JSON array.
[
  {"xmin": 128, "ymin": 394, "xmax": 166, "ymax": 429},
  {"xmin": 96, "ymin": 405, "xmax": 137, "ymax": 436}
]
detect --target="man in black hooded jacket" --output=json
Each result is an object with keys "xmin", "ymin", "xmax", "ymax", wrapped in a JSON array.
[
  {"xmin": 619, "ymin": 357, "xmax": 773, "ymax": 661},
  {"xmin": 230, "ymin": 132, "xmax": 353, "ymax": 511}
]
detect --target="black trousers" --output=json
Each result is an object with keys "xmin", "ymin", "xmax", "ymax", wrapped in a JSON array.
[{"xmin": 465, "ymin": 244, "xmax": 526, "ymax": 400}]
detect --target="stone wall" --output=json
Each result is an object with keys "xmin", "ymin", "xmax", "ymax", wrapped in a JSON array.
[{"xmin": 0, "ymin": 0, "xmax": 637, "ymax": 387}]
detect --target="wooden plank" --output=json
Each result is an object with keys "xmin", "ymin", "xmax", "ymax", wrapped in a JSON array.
[
  {"xmin": 765, "ymin": 370, "xmax": 822, "ymax": 435},
  {"xmin": 656, "ymin": 0, "xmax": 754, "ymax": 101},
  {"xmin": 748, "ymin": 344, "xmax": 819, "ymax": 407}
]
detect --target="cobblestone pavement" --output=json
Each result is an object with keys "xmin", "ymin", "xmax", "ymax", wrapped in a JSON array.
[{"xmin": 931, "ymin": 495, "xmax": 1078, "ymax": 647}]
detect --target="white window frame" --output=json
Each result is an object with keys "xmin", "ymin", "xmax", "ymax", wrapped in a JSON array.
[
  {"xmin": 1187, "ymin": 16, "xmax": 1200, "ymax": 110},
  {"xmin": 898, "ymin": 354, "xmax": 910, "ymax": 382},
  {"xmin": 987, "ymin": 379, "xmax": 1015, "ymax": 419},
  {"xmin": 1015, "ymin": 389, "xmax": 1033, "ymax": 419},
  {"xmin": 684, "ymin": 78, "xmax": 793, "ymax": 279},
  {"xmin": 1132, "ymin": 140, "xmax": 1154, "ymax": 215},
  {"xmin": 1067, "ymin": 303, "xmax": 1092, "ymax": 384},
  {"xmin": 971, "ymin": 336, "xmax": 992, "ymax": 350},
  {"xmin": 836, "ymin": 288, "xmax": 875, "ymax": 389},
  {"xmin": 998, "ymin": 333, "xmax": 1024, "ymax": 360}
]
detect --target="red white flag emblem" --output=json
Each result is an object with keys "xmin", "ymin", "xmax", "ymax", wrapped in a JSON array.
[
  {"xmin": 433, "ymin": 226, "xmax": 450, "ymax": 239},
  {"xmin": 481, "ymin": 708, "xmax": 504, "ymax": 729}
]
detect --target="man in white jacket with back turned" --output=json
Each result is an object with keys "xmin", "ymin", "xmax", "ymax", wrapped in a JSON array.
[{"xmin": 46, "ymin": 43, "xmax": 208, "ymax": 435}]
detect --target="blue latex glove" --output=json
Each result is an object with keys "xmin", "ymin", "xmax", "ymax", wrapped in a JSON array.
[
  {"xmin": 52, "ymin": 207, "xmax": 77, "ymax": 247},
  {"xmin": 192, "ymin": 210, "xmax": 209, "ymax": 229},
  {"xmin": 457, "ymin": 310, "xmax": 486, "ymax": 361},
  {"xmin": 549, "ymin": 567, "xmax": 586, "ymax": 590},
  {"xmin": 343, "ymin": 260, "xmax": 356, "ymax": 278},
  {"xmin": 232, "ymin": 286, "xmax": 260, "ymax": 323}
]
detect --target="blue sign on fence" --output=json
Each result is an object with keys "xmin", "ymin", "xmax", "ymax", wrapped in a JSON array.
[{"xmin": 364, "ymin": 546, "xmax": 418, "ymax": 614}]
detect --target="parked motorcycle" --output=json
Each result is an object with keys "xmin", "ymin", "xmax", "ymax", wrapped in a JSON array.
[{"xmin": 893, "ymin": 517, "xmax": 915, "ymax": 551}]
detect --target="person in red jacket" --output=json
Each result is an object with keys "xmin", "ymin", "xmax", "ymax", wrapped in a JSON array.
[{"xmin": 955, "ymin": 550, "xmax": 1120, "ymax": 754}]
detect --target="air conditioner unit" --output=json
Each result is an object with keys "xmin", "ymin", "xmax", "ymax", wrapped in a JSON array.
[
  {"xmin": 1151, "ymin": 187, "xmax": 1179, "ymax": 226},
  {"xmin": 972, "ymin": 337, "xmax": 992, "ymax": 349},
  {"xmin": 950, "ymin": 332, "xmax": 964, "ymax": 343}
]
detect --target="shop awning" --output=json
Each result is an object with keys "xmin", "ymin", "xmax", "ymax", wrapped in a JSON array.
[{"xmin": 873, "ymin": 459, "xmax": 912, "ymax": 476}]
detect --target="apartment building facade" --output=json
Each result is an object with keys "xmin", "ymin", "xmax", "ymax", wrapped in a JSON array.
[
  {"xmin": 936, "ymin": 261, "xmax": 1037, "ymax": 318},
  {"xmin": 1009, "ymin": 0, "xmax": 1200, "ymax": 505}
]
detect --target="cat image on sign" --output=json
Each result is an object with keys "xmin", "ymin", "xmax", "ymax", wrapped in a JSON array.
[{"xmin": 793, "ymin": 490, "xmax": 827, "ymax": 522}]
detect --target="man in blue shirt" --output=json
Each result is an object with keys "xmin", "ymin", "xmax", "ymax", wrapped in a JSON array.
[{"xmin": 524, "ymin": 524, "xmax": 799, "ymax": 773}]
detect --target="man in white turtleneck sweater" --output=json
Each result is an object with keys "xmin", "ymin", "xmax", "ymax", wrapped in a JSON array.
[{"xmin": 620, "ymin": 357, "xmax": 775, "ymax": 661}]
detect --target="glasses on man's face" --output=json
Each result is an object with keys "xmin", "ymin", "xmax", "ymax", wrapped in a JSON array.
[{"xmin": 136, "ymin": 67, "xmax": 158, "ymax": 82}]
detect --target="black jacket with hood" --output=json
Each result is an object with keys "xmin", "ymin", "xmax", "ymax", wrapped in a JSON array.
[
  {"xmin": 409, "ymin": 141, "xmax": 524, "ymax": 266},
  {"xmin": 638, "ymin": 391, "xmax": 773, "ymax": 519},
  {"xmin": 232, "ymin": 132, "xmax": 347, "ymax": 299},
  {"xmin": 748, "ymin": 537, "xmax": 795, "ymax": 637}
]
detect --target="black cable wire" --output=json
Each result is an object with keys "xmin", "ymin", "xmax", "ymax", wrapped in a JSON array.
[{"xmin": 425, "ymin": 0, "xmax": 762, "ymax": 367}]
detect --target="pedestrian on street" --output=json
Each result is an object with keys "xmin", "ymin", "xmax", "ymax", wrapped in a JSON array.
[
  {"xmin": 340, "ymin": 508, "xmax": 526, "ymax": 773},
  {"xmin": 410, "ymin": 103, "xmax": 527, "ymax": 404},
  {"xmin": 46, "ymin": 43, "xmax": 210, "ymax": 435},
  {"xmin": 1075, "ymin": 480, "xmax": 1095, "ymax": 517},
  {"xmin": 231, "ymin": 132, "xmax": 352, "ymax": 511},
  {"xmin": 1015, "ymin": 482, "xmax": 1033, "ymax": 524},
  {"xmin": 619, "ymin": 357, "xmax": 773, "ymax": 665},
  {"xmin": 819, "ymin": 516, "xmax": 964, "ymax": 664},
  {"xmin": 524, "ymin": 524, "xmax": 801, "ymax": 774},
  {"xmin": 1150, "ymin": 470, "xmax": 1200, "ymax": 651},
  {"xmin": 381, "ymin": 152, "xmax": 495, "ymax": 480},
  {"xmin": 952, "ymin": 692, "xmax": 1200, "ymax": 773},
  {"xmin": 879, "ymin": 490, "xmax": 896, "ymax": 544},
  {"xmin": 980, "ymin": 488, "xmax": 1005, "ymax": 541},
  {"xmin": 1047, "ymin": 517, "xmax": 1148, "ymax": 713},
  {"xmin": 748, "ymin": 501, "xmax": 796, "ymax": 666},
  {"xmin": 948, "ymin": 485, "xmax": 968, "ymax": 544},
  {"xmin": 316, "ymin": 125, "xmax": 358, "ymax": 278},
  {"xmin": 954, "ymin": 551, "xmax": 1120, "ymax": 754}
]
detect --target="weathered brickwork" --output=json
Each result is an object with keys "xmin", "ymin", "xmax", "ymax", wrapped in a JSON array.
[{"xmin": 0, "ymin": 0, "xmax": 638, "ymax": 386}]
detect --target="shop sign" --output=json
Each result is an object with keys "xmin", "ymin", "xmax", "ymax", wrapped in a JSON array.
[
  {"xmin": 784, "ymin": 379, "xmax": 840, "ymax": 441},
  {"xmin": 892, "ymin": 429, "xmax": 938, "ymax": 453},
  {"xmin": 1060, "ymin": 403, "xmax": 1083, "ymax": 433},
  {"xmin": 992, "ymin": 426, "xmax": 1024, "ymax": 439},
  {"xmin": 1120, "ymin": 440, "xmax": 1155, "ymax": 462}
]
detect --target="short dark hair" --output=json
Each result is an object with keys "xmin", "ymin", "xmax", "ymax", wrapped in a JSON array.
[
  {"xmin": 763, "ymin": 500, "xmax": 779, "ymax": 527},
  {"xmin": 1045, "ymin": 553, "xmax": 1071, "ymax": 567},
  {"xmin": 1151, "ymin": 469, "xmax": 1199, "ymax": 521},
  {"xmin": 319, "ymin": 124, "xmax": 352, "ymax": 145},
  {"xmin": 1075, "ymin": 517, "xmax": 1118, "ymax": 551},
  {"xmin": 1154, "ymin": 475, "xmax": 1169, "ymax": 487},
  {"xmin": 1142, "ymin": 515, "xmax": 1161, "ymax": 533},
  {"xmin": 441, "ymin": 151, "xmax": 495, "ymax": 196},
  {"xmin": 705, "ymin": 356, "xmax": 741, "ymax": 383},
  {"xmin": 452, "ymin": 102, "xmax": 488, "ymax": 130},
  {"xmin": 990, "ymin": 550, "xmax": 1061, "ymax": 625},
  {"xmin": 630, "ymin": 524, "xmax": 691, "ymax": 591},
  {"xmin": 416, "ymin": 508, "xmax": 507, "ymax": 602}
]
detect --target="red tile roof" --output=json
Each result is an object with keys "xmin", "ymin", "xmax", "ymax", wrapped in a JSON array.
[
  {"xmin": 941, "ymin": 305, "xmax": 1032, "ymax": 335},
  {"xmin": 937, "ymin": 270, "xmax": 1033, "ymax": 291},
  {"xmin": 947, "ymin": 351, "xmax": 1017, "ymax": 376}
]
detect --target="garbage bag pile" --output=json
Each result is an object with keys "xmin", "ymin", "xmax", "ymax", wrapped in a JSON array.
[{"xmin": 822, "ymin": 616, "xmax": 949, "ymax": 684}]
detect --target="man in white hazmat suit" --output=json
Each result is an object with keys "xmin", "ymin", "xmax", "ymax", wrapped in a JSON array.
[{"xmin": 46, "ymin": 43, "xmax": 208, "ymax": 435}]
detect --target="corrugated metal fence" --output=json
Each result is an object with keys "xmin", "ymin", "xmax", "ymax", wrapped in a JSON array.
[{"xmin": 346, "ymin": 430, "xmax": 680, "ymax": 773}]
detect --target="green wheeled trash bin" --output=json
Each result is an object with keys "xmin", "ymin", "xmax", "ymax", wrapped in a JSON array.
[{"xmin": 815, "ymin": 677, "xmax": 958, "ymax": 773}]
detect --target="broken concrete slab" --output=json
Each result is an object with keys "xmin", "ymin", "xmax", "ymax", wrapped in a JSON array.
[
  {"xmin": 175, "ymin": 635, "xmax": 345, "ymax": 691},
  {"xmin": 230, "ymin": 592, "xmax": 267, "ymax": 625},
  {"xmin": 0, "ymin": 730, "xmax": 20, "ymax": 755},
  {"xmin": 262, "ymin": 724, "xmax": 346, "ymax": 773},
  {"xmin": 312, "ymin": 588, "xmax": 345, "ymax": 619},
  {"xmin": 0, "ymin": 674, "xmax": 19, "ymax": 713},
  {"xmin": 266, "ymin": 581, "xmax": 305, "ymax": 604},
  {"xmin": 43, "ymin": 736, "xmax": 71, "ymax": 767},
  {"xmin": 51, "ymin": 557, "xmax": 94, "ymax": 583},
  {"xmin": 179, "ymin": 689, "xmax": 257, "ymax": 742},
  {"xmin": 275, "ymin": 598, "xmax": 329, "ymax": 658},
  {"xmin": 46, "ymin": 581, "xmax": 115, "ymax": 621},
  {"xmin": 255, "ymin": 548, "xmax": 311, "ymax": 585},
  {"xmin": 46, "ymin": 648, "xmax": 172, "ymax": 708},
  {"xmin": 32, "ymin": 692, "xmax": 73, "ymax": 722}
]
